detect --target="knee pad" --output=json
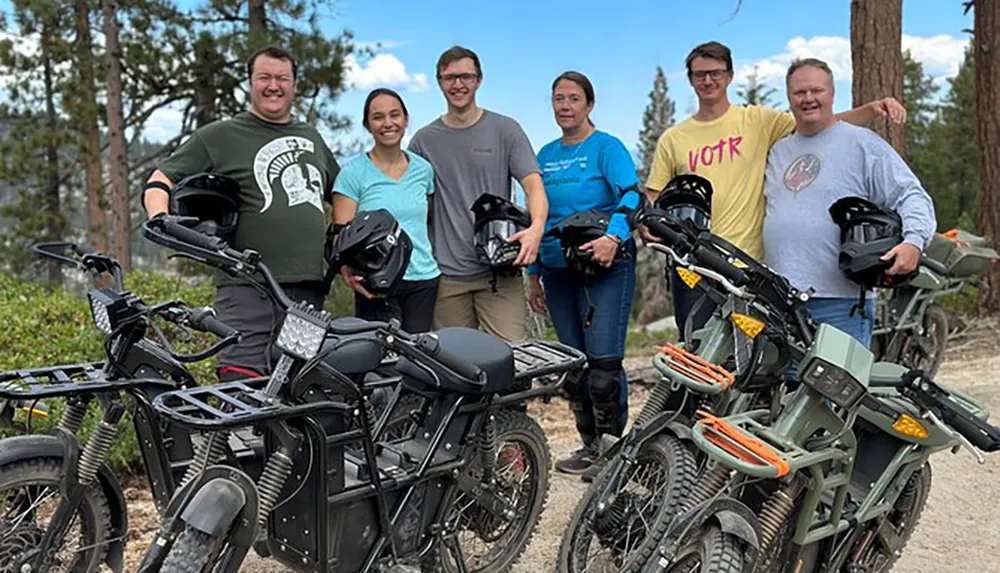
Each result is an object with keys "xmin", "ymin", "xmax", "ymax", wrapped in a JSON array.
[{"xmin": 587, "ymin": 358, "xmax": 623, "ymax": 403}]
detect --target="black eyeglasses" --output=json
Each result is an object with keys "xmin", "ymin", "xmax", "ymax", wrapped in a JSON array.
[
  {"xmin": 437, "ymin": 73, "xmax": 479, "ymax": 85},
  {"xmin": 690, "ymin": 69, "xmax": 729, "ymax": 82}
]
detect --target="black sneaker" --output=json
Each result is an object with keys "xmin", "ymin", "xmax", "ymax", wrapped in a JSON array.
[
  {"xmin": 580, "ymin": 456, "xmax": 607, "ymax": 483},
  {"xmin": 555, "ymin": 445, "xmax": 598, "ymax": 475}
]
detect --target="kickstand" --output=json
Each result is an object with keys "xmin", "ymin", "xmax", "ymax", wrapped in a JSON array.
[{"xmin": 442, "ymin": 533, "xmax": 470, "ymax": 573}]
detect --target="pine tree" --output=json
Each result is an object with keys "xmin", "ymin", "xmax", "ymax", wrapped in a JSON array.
[
  {"xmin": 635, "ymin": 66, "xmax": 676, "ymax": 325},
  {"xmin": 737, "ymin": 65, "xmax": 778, "ymax": 107},
  {"xmin": 636, "ymin": 66, "xmax": 675, "ymax": 182}
]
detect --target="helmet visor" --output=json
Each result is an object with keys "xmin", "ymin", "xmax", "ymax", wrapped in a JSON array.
[
  {"xmin": 664, "ymin": 205, "xmax": 711, "ymax": 230},
  {"xmin": 476, "ymin": 220, "xmax": 521, "ymax": 264},
  {"xmin": 354, "ymin": 235, "xmax": 395, "ymax": 272}
]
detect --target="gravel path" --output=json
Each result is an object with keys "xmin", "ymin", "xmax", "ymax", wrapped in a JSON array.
[{"xmin": 117, "ymin": 350, "xmax": 1000, "ymax": 572}]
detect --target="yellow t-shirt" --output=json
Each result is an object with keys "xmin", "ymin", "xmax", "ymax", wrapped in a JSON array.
[{"xmin": 645, "ymin": 105, "xmax": 796, "ymax": 261}]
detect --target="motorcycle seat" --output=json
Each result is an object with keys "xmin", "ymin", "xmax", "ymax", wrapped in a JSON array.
[
  {"xmin": 269, "ymin": 317, "xmax": 385, "ymax": 375},
  {"xmin": 398, "ymin": 327, "xmax": 520, "ymax": 395}
]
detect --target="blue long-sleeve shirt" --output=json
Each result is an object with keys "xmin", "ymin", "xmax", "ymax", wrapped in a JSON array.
[{"xmin": 529, "ymin": 130, "xmax": 641, "ymax": 274}]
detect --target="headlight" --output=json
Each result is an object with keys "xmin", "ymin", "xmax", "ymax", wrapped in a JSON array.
[
  {"xmin": 798, "ymin": 323, "xmax": 873, "ymax": 410},
  {"xmin": 275, "ymin": 303, "xmax": 329, "ymax": 360},
  {"xmin": 87, "ymin": 289, "xmax": 132, "ymax": 335}
]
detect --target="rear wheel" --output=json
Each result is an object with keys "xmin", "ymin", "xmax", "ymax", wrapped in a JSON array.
[
  {"xmin": 899, "ymin": 306, "xmax": 948, "ymax": 377},
  {"xmin": 842, "ymin": 464, "xmax": 931, "ymax": 573},
  {"xmin": 0, "ymin": 458, "xmax": 111, "ymax": 573},
  {"xmin": 557, "ymin": 434, "xmax": 697, "ymax": 573},
  {"xmin": 426, "ymin": 409, "xmax": 550, "ymax": 573}
]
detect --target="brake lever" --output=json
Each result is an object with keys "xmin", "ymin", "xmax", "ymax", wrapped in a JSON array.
[{"xmin": 925, "ymin": 408, "xmax": 986, "ymax": 464}]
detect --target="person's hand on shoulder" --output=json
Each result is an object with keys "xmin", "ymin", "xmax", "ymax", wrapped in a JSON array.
[{"xmin": 871, "ymin": 97, "xmax": 907, "ymax": 126}]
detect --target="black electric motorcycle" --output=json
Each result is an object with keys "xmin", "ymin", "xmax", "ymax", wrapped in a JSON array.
[{"xmin": 135, "ymin": 214, "xmax": 588, "ymax": 573}]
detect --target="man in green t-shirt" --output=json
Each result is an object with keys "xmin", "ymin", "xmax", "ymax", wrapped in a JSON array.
[{"xmin": 142, "ymin": 45, "xmax": 340, "ymax": 379}]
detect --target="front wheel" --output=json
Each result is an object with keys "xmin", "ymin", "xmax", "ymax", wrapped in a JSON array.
[
  {"xmin": 426, "ymin": 408, "xmax": 551, "ymax": 573},
  {"xmin": 650, "ymin": 525, "xmax": 745, "ymax": 573},
  {"xmin": 557, "ymin": 434, "xmax": 697, "ymax": 573},
  {"xmin": 159, "ymin": 525, "xmax": 226, "ymax": 573}
]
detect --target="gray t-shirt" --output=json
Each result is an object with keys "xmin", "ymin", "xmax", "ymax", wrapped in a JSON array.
[
  {"xmin": 762, "ymin": 121, "xmax": 936, "ymax": 298},
  {"xmin": 408, "ymin": 110, "xmax": 540, "ymax": 278}
]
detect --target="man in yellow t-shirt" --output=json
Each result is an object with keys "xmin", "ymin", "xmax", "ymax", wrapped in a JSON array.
[{"xmin": 645, "ymin": 41, "xmax": 907, "ymax": 339}]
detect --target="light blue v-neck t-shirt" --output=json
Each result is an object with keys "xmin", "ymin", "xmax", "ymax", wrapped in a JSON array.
[{"xmin": 333, "ymin": 150, "xmax": 440, "ymax": 281}]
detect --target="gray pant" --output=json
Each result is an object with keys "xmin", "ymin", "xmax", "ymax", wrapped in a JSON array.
[{"xmin": 213, "ymin": 281, "xmax": 325, "ymax": 376}]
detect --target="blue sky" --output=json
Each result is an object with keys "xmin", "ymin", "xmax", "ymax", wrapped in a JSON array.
[{"xmin": 321, "ymin": 0, "xmax": 974, "ymax": 159}]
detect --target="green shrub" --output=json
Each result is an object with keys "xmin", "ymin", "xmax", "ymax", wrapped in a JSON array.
[{"xmin": 0, "ymin": 270, "xmax": 215, "ymax": 476}]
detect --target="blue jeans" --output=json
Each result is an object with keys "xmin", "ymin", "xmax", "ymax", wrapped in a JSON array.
[
  {"xmin": 806, "ymin": 297, "xmax": 875, "ymax": 349},
  {"xmin": 669, "ymin": 267, "xmax": 716, "ymax": 342},
  {"xmin": 541, "ymin": 241, "xmax": 636, "ymax": 444}
]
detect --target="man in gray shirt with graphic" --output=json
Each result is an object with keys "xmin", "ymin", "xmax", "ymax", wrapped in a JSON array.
[
  {"xmin": 409, "ymin": 46, "xmax": 548, "ymax": 342},
  {"xmin": 763, "ymin": 58, "xmax": 936, "ymax": 347}
]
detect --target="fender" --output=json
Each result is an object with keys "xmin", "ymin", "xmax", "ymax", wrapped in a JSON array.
[
  {"xmin": 599, "ymin": 410, "xmax": 694, "ymax": 461},
  {"xmin": 652, "ymin": 497, "xmax": 761, "ymax": 573},
  {"xmin": 181, "ymin": 477, "xmax": 248, "ymax": 537},
  {"xmin": 0, "ymin": 434, "xmax": 129, "ymax": 572}
]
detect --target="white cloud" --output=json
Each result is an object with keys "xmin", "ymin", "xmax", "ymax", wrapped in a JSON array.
[
  {"xmin": 344, "ymin": 53, "xmax": 428, "ymax": 93},
  {"xmin": 138, "ymin": 104, "xmax": 186, "ymax": 143},
  {"xmin": 735, "ymin": 34, "xmax": 968, "ymax": 88}
]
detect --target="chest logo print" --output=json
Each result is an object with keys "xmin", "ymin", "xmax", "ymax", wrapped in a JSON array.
[
  {"xmin": 783, "ymin": 153, "xmax": 822, "ymax": 194},
  {"xmin": 253, "ymin": 136, "xmax": 325, "ymax": 213}
]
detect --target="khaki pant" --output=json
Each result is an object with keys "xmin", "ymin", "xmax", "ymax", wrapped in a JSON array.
[{"xmin": 432, "ymin": 274, "xmax": 526, "ymax": 342}]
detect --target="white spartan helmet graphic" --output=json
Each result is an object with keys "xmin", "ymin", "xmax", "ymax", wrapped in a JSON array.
[{"xmin": 253, "ymin": 136, "xmax": 325, "ymax": 213}]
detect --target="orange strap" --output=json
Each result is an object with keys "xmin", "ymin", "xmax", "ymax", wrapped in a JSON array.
[
  {"xmin": 656, "ymin": 344, "xmax": 736, "ymax": 390},
  {"xmin": 936, "ymin": 229, "xmax": 970, "ymax": 247},
  {"xmin": 696, "ymin": 410, "xmax": 790, "ymax": 477}
]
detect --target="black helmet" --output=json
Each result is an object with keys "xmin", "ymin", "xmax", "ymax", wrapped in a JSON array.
[
  {"xmin": 829, "ymin": 196, "xmax": 913, "ymax": 289},
  {"xmin": 471, "ymin": 194, "xmax": 532, "ymax": 273},
  {"xmin": 170, "ymin": 173, "xmax": 240, "ymax": 240},
  {"xmin": 331, "ymin": 209, "xmax": 412, "ymax": 295},
  {"xmin": 548, "ymin": 208, "xmax": 615, "ymax": 276},
  {"xmin": 654, "ymin": 174, "xmax": 713, "ymax": 232}
]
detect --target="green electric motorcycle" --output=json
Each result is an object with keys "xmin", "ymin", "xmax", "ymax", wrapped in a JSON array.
[{"xmin": 639, "ymin": 269, "xmax": 1000, "ymax": 573}]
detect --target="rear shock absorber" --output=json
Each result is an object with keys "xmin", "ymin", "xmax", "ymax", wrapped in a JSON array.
[
  {"xmin": 178, "ymin": 431, "xmax": 230, "ymax": 489},
  {"xmin": 679, "ymin": 463, "xmax": 730, "ymax": 513},
  {"xmin": 256, "ymin": 450, "xmax": 295, "ymax": 528},
  {"xmin": 479, "ymin": 414, "xmax": 498, "ymax": 484},
  {"xmin": 78, "ymin": 405, "xmax": 125, "ymax": 486},
  {"xmin": 758, "ymin": 487, "xmax": 796, "ymax": 552},
  {"xmin": 635, "ymin": 378, "xmax": 674, "ymax": 427},
  {"xmin": 58, "ymin": 397, "xmax": 88, "ymax": 435}
]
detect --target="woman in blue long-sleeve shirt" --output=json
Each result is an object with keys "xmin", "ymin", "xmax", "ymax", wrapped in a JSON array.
[{"xmin": 527, "ymin": 71, "xmax": 642, "ymax": 478}]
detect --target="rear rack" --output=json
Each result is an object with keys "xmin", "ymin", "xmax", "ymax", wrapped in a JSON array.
[
  {"xmin": 512, "ymin": 340, "xmax": 587, "ymax": 382},
  {"xmin": 0, "ymin": 362, "xmax": 121, "ymax": 399},
  {"xmin": 152, "ymin": 380, "xmax": 354, "ymax": 431}
]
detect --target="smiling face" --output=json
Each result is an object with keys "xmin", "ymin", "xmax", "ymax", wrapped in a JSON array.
[
  {"xmin": 552, "ymin": 79, "xmax": 593, "ymax": 132},
  {"xmin": 787, "ymin": 65, "xmax": 835, "ymax": 133},
  {"xmin": 366, "ymin": 93, "xmax": 408, "ymax": 147},
  {"xmin": 688, "ymin": 56, "xmax": 732, "ymax": 106},
  {"xmin": 249, "ymin": 54, "xmax": 296, "ymax": 123},
  {"xmin": 437, "ymin": 57, "xmax": 481, "ymax": 112}
]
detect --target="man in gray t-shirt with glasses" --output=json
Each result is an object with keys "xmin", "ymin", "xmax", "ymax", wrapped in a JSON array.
[
  {"xmin": 409, "ymin": 45, "xmax": 548, "ymax": 342},
  {"xmin": 763, "ymin": 58, "xmax": 936, "ymax": 348}
]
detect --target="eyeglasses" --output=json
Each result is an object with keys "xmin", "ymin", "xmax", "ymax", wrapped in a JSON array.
[
  {"xmin": 437, "ymin": 73, "xmax": 479, "ymax": 85},
  {"xmin": 553, "ymin": 94, "xmax": 583, "ymax": 105},
  {"xmin": 690, "ymin": 69, "xmax": 729, "ymax": 82}
]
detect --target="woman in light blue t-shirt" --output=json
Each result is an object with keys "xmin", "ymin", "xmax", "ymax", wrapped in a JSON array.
[{"xmin": 333, "ymin": 88, "xmax": 440, "ymax": 332}]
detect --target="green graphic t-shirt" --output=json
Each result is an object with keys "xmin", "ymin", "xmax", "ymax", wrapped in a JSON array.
[{"xmin": 158, "ymin": 112, "xmax": 340, "ymax": 286}]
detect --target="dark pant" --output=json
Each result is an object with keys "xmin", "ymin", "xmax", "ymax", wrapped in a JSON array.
[
  {"xmin": 214, "ymin": 280, "xmax": 326, "ymax": 377},
  {"xmin": 355, "ymin": 277, "xmax": 440, "ymax": 333},
  {"xmin": 542, "ymin": 242, "xmax": 636, "ymax": 447},
  {"xmin": 669, "ymin": 267, "xmax": 716, "ymax": 342}
]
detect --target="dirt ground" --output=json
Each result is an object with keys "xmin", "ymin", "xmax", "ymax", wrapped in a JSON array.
[{"xmin": 116, "ymin": 335, "xmax": 1000, "ymax": 572}]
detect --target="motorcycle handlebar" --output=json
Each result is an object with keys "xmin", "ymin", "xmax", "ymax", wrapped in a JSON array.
[
  {"xmin": 187, "ymin": 307, "xmax": 240, "ymax": 340},
  {"xmin": 413, "ymin": 333, "xmax": 484, "ymax": 383},
  {"xmin": 692, "ymin": 244, "xmax": 749, "ymax": 286}
]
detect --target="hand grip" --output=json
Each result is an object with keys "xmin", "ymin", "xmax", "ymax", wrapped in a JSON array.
[
  {"xmin": 415, "ymin": 333, "xmax": 483, "ymax": 383},
  {"xmin": 161, "ymin": 218, "xmax": 223, "ymax": 251},
  {"xmin": 941, "ymin": 402, "xmax": 1000, "ymax": 452},
  {"xmin": 188, "ymin": 307, "xmax": 239, "ymax": 339},
  {"xmin": 644, "ymin": 218, "xmax": 686, "ymax": 250},
  {"xmin": 693, "ymin": 244, "xmax": 749, "ymax": 286}
]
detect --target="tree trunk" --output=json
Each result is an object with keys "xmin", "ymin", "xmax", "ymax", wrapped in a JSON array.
[
  {"xmin": 975, "ymin": 0, "xmax": 1000, "ymax": 313},
  {"xmin": 194, "ymin": 32, "xmax": 218, "ymax": 127},
  {"xmin": 248, "ymin": 0, "xmax": 267, "ymax": 45},
  {"xmin": 41, "ymin": 19, "xmax": 63, "ymax": 285},
  {"xmin": 850, "ymin": 0, "xmax": 907, "ymax": 158},
  {"xmin": 103, "ymin": 0, "xmax": 131, "ymax": 271},
  {"xmin": 73, "ymin": 0, "xmax": 108, "ymax": 255}
]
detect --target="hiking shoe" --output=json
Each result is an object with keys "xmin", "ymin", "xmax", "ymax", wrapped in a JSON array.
[
  {"xmin": 555, "ymin": 445, "xmax": 599, "ymax": 475},
  {"xmin": 580, "ymin": 456, "xmax": 608, "ymax": 483}
]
